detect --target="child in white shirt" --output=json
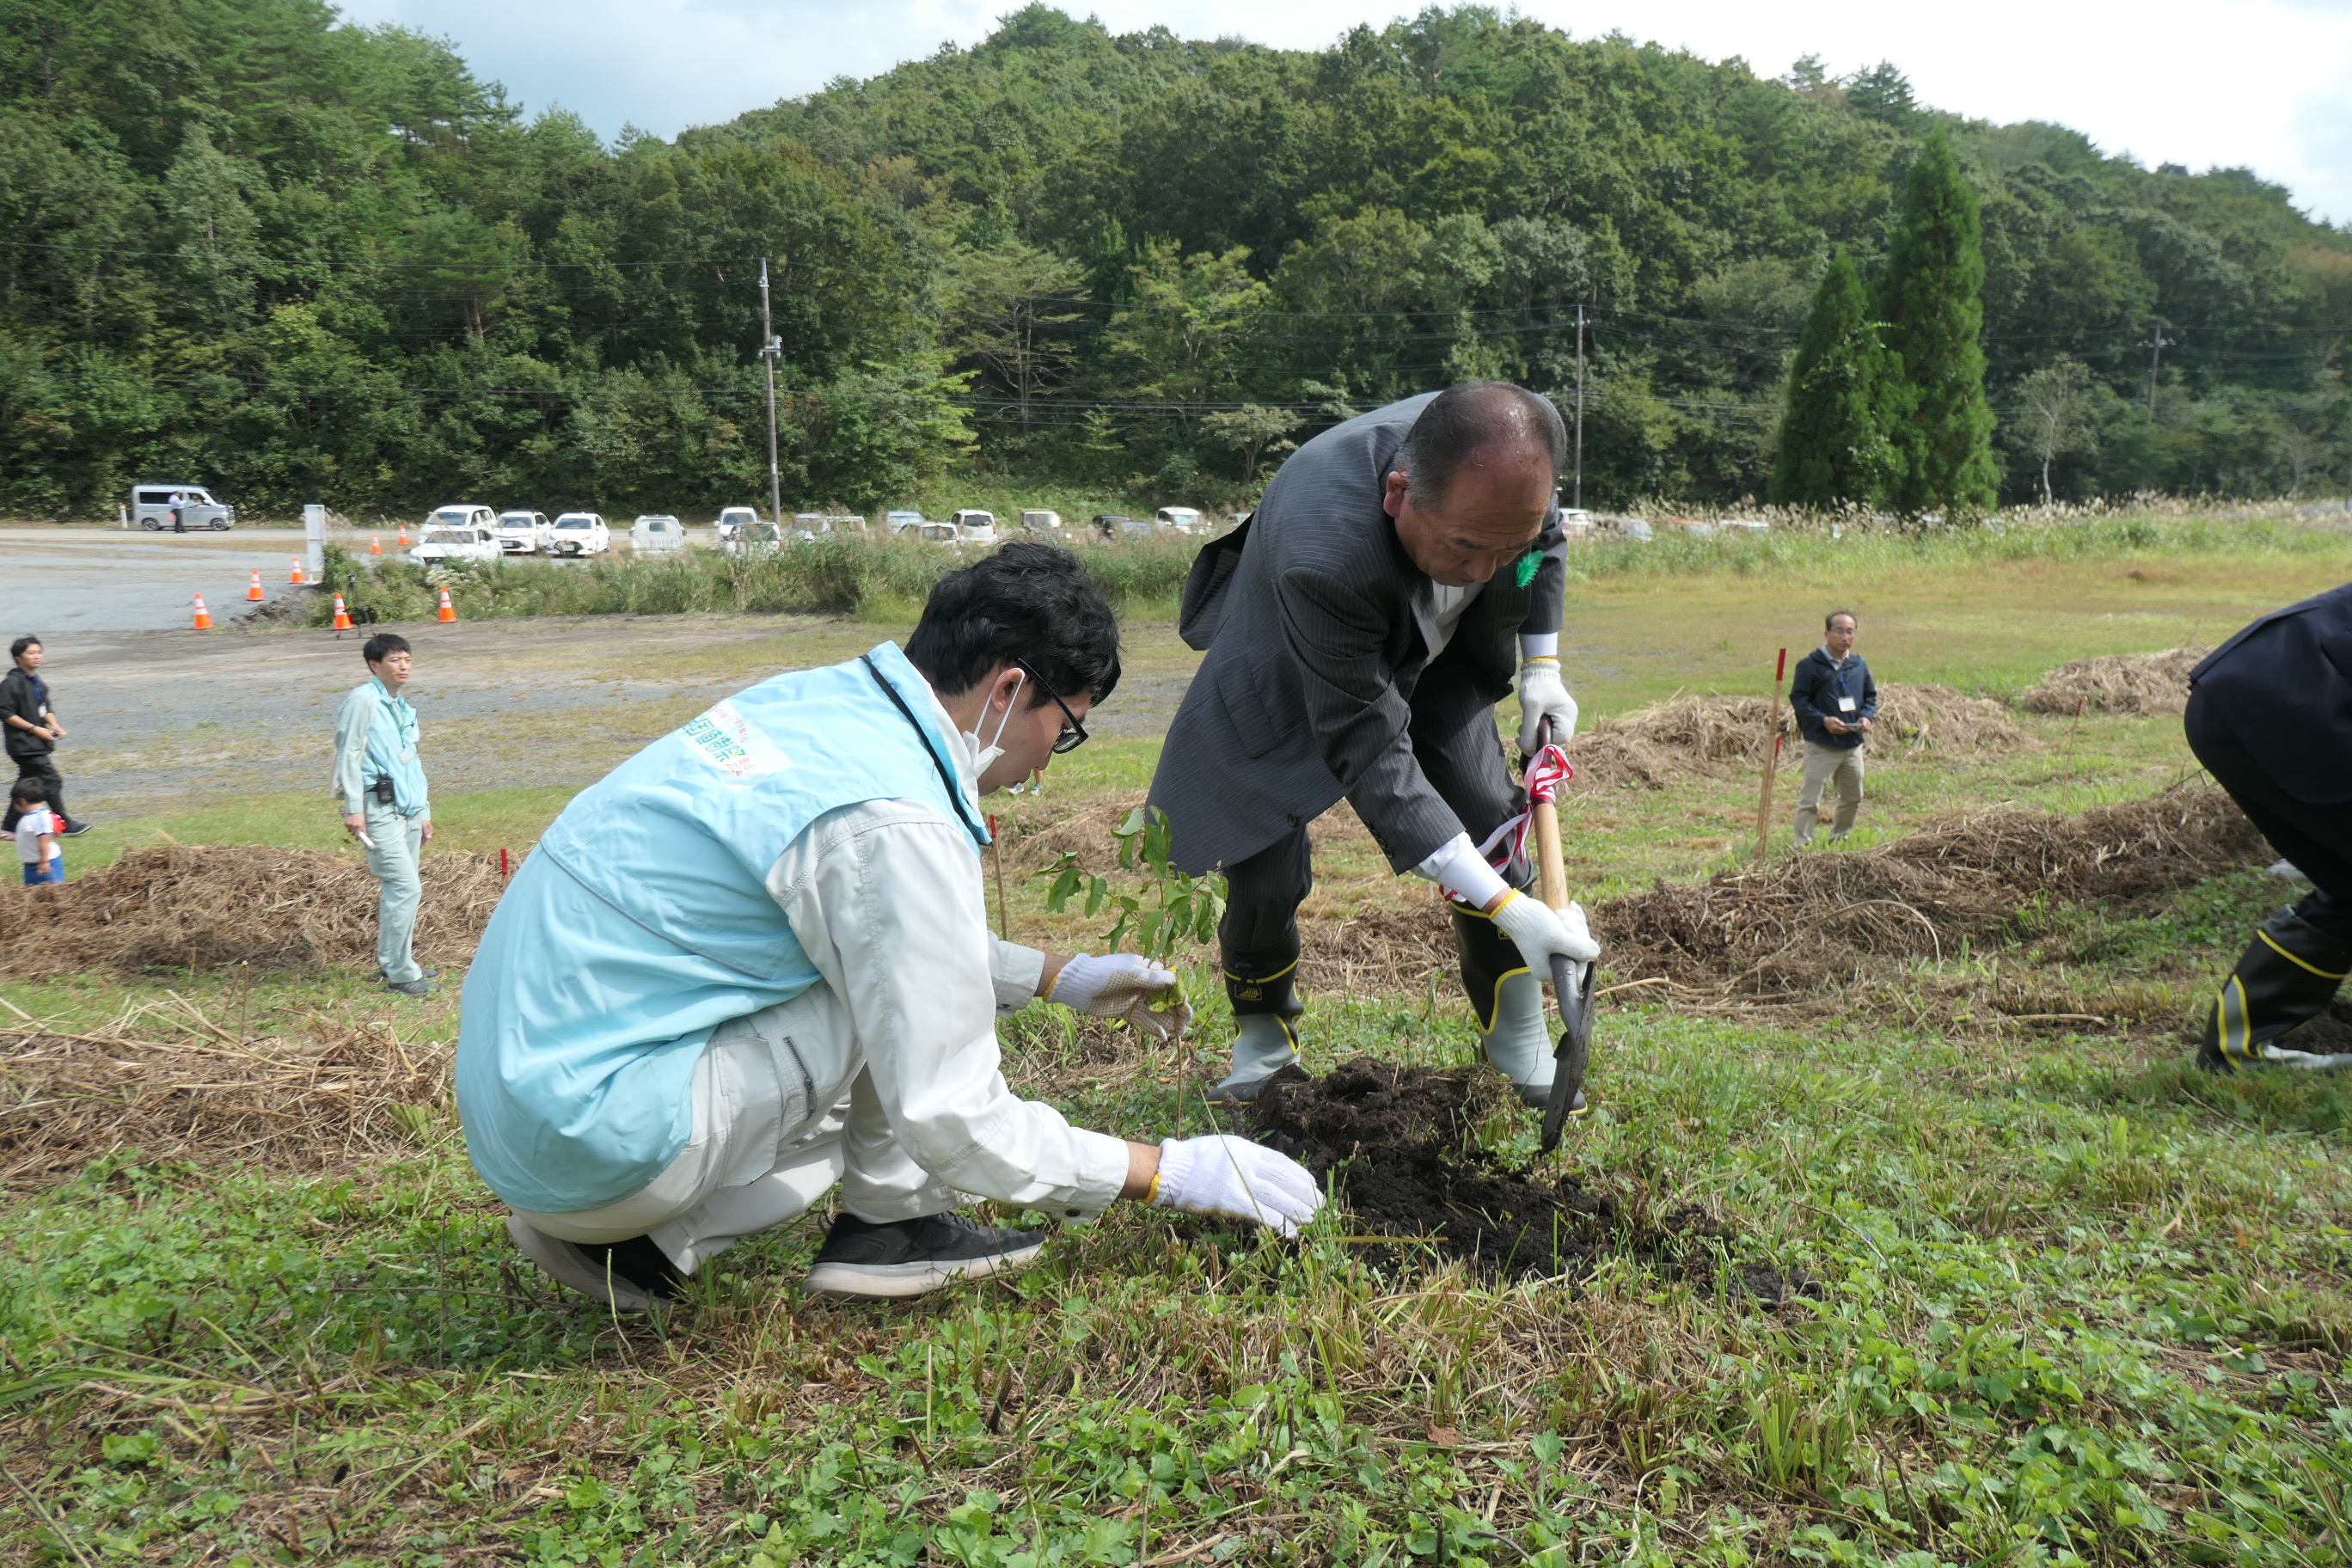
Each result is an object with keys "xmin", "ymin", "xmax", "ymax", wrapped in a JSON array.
[{"xmin": 12, "ymin": 779, "xmax": 61, "ymax": 885}]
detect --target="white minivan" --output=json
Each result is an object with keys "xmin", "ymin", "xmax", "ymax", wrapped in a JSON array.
[
  {"xmin": 410, "ymin": 505, "xmax": 503, "ymax": 565},
  {"xmin": 949, "ymin": 509, "xmax": 997, "ymax": 546},
  {"xmin": 131, "ymin": 483, "xmax": 235, "ymax": 531},
  {"xmin": 548, "ymin": 512, "xmax": 610, "ymax": 556},
  {"xmin": 496, "ymin": 510, "xmax": 551, "ymax": 554},
  {"xmin": 1155, "ymin": 506, "xmax": 1207, "ymax": 535},
  {"xmin": 631, "ymin": 514, "xmax": 686, "ymax": 554}
]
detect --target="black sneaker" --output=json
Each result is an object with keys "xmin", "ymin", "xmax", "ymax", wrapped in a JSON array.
[
  {"xmin": 385, "ymin": 977, "xmax": 438, "ymax": 996},
  {"xmin": 61, "ymin": 821, "xmax": 93, "ymax": 836},
  {"xmin": 805, "ymin": 1210, "xmax": 1046, "ymax": 1300},
  {"xmin": 505, "ymin": 1217, "xmax": 682, "ymax": 1311},
  {"xmin": 382, "ymin": 966, "xmax": 441, "ymax": 982}
]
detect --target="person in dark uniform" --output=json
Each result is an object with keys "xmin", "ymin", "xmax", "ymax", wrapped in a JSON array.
[
  {"xmin": 1150, "ymin": 383, "xmax": 1596, "ymax": 1106},
  {"xmin": 2184, "ymin": 580, "xmax": 2352, "ymax": 1071}
]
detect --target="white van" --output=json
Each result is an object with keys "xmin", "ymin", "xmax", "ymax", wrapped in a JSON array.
[
  {"xmin": 496, "ymin": 510, "xmax": 551, "ymax": 553},
  {"xmin": 715, "ymin": 506, "xmax": 760, "ymax": 546},
  {"xmin": 1020, "ymin": 509, "xmax": 1065, "ymax": 535},
  {"xmin": 548, "ymin": 512, "xmax": 610, "ymax": 557},
  {"xmin": 131, "ymin": 483, "xmax": 234, "ymax": 531},
  {"xmin": 949, "ymin": 509, "xmax": 997, "ymax": 546},
  {"xmin": 631, "ymin": 514, "xmax": 686, "ymax": 554},
  {"xmin": 1155, "ymin": 506, "xmax": 1207, "ymax": 535},
  {"xmin": 410, "ymin": 513, "xmax": 502, "ymax": 564}
]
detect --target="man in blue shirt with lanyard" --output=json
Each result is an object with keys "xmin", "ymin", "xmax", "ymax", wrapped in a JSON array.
[
  {"xmin": 1788, "ymin": 610, "xmax": 1877, "ymax": 847},
  {"xmin": 334, "ymin": 633, "xmax": 435, "ymax": 995}
]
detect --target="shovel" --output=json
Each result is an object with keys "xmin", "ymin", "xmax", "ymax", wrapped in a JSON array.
[{"xmin": 1527, "ymin": 717, "xmax": 1596, "ymax": 1154}]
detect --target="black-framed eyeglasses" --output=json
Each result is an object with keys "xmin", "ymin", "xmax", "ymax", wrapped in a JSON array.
[{"xmin": 1014, "ymin": 658, "xmax": 1090, "ymax": 753}]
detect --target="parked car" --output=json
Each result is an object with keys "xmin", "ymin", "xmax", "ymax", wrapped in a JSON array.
[
  {"xmin": 726, "ymin": 520, "xmax": 782, "ymax": 558},
  {"xmin": 548, "ymin": 512, "xmax": 610, "ymax": 556},
  {"xmin": 495, "ymin": 510, "xmax": 551, "ymax": 554},
  {"xmin": 409, "ymin": 520, "xmax": 503, "ymax": 565},
  {"xmin": 1020, "ymin": 509, "xmax": 1065, "ymax": 535},
  {"xmin": 949, "ymin": 509, "xmax": 998, "ymax": 546},
  {"xmin": 1718, "ymin": 517, "xmax": 1771, "ymax": 535},
  {"xmin": 883, "ymin": 510, "xmax": 926, "ymax": 535},
  {"xmin": 1155, "ymin": 506, "xmax": 1207, "ymax": 535},
  {"xmin": 131, "ymin": 483, "xmax": 235, "ymax": 531},
  {"xmin": 632, "ymin": 514, "xmax": 686, "ymax": 553},
  {"xmin": 1093, "ymin": 513, "xmax": 1155, "ymax": 540},
  {"xmin": 918, "ymin": 522, "xmax": 961, "ymax": 544},
  {"xmin": 715, "ymin": 505, "xmax": 761, "ymax": 546},
  {"xmin": 1556, "ymin": 507, "xmax": 1596, "ymax": 537},
  {"xmin": 1608, "ymin": 517, "xmax": 1655, "ymax": 542}
]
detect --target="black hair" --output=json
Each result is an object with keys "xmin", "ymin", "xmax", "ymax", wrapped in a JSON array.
[
  {"xmin": 9, "ymin": 636, "xmax": 38, "ymax": 659},
  {"xmin": 363, "ymin": 632, "xmax": 412, "ymax": 665},
  {"xmin": 9, "ymin": 777, "xmax": 45, "ymax": 805},
  {"xmin": 906, "ymin": 542, "xmax": 1122, "ymax": 706},
  {"xmin": 1398, "ymin": 383, "xmax": 1567, "ymax": 511},
  {"xmin": 1825, "ymin": 609, "xmax": 1857, "ymax": 632}
]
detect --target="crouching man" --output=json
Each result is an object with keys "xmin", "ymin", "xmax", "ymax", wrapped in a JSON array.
[{"xmin": 457, "ymin": 544, "xmax": 1320, "ymax": 1308}]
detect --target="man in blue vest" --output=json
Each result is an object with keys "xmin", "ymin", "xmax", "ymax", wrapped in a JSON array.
[{"xmin": 458, "ymin": 544, "xmax": 1323, "ymax": 1308}]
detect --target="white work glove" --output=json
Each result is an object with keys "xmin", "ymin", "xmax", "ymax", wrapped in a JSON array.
[
  {"xmin": 1048, "ymin": 952, "xmax": 1194, "ymax": 1040},
  {"xmin": 1151, "ymin": 1135, "xmax": 1323, "ymax": 1238},
  {"xmin": 1516, "ymin": 658, "xmax": 1580, "ymax": 753},
  {"xmin": 1491, "ymin": 890, "xmax": 1602, "ymax": 970}
]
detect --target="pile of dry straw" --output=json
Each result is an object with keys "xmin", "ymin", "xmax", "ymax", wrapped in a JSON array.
[
  {"xmin": 2014, "ymin": 646, "xmax": 2211, "ymax": 717},
  {"xmin": 0, "ymin": 997, "xmax": 452, "ymax": 1185},
  {"xmin": 1570, "ymin": 683, "xmax": 2028, "ymax": 790},
  {"xmin": 0, "ymin": 844, "xmax": 505, "ymax": 980}
]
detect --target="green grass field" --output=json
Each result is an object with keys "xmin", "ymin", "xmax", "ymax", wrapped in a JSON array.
[{"xmin": 4, "ymin": 518, "xmax": 2350, "ymax": 1566}]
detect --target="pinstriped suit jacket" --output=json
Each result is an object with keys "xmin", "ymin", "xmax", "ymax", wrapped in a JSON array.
[{"xmin": 1148, "ymin": 394, "xmax": 1567, "ymax": 878}]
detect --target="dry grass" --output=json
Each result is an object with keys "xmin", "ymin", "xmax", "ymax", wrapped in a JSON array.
[
  {"xmin": 2014, "ymin": 645, "xmax": 2212, "ymax": 716},
  {"xmin": 0, "ymin": 996, "xmax": 451, "ymax": 1187},
  {"xmin": 0, "ymin": 844, "xmax": 507, "ymax": 979},
  {"xmin": 1600, "ymin": 784, "xmax": 2263, "ymax": 1013},
  {"xmin": 1568, "ymin": 684, "xmax": 2030, "ymax": 790}
]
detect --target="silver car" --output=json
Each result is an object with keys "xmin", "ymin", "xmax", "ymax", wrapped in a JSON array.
[{"xmin": 132, "ymin": 483, "xmax": 234, "ymax": 531}]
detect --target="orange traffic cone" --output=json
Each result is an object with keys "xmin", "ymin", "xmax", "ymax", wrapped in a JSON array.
[
  {"xmin": 332, "ymin": 593, "xmax": 353, "ymax": 631},
  {"xmin": 437, "ymin": 587, "xmax": 457, "ymax": 623},
  {"xmin": 246, "ymin": 570, "xmax": 265, "ymax": 602},
  {"xmin": 398, "ymin": 525, "xmax": 410, "ymax": 547},
  {"xmin": 370, "ymin": 534, "xmax": 383, "ymax": 555},
  {"xmin": 192, "ymin": 594, "xmax": 213, "ymax": 630},
  {"xmin": 291, "ymin": 556, "xmax": 305, "ymax": 585}
]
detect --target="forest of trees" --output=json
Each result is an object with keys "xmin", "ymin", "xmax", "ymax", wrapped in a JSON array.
[{"xmin": 3, "ymin": 0, "xmax": 2349, "ymax": 518}]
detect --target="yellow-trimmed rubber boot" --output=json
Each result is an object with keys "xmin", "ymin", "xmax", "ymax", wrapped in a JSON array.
[
  {"xmin": 1210, "ymin": 957, "xmax": 1302, "ymax": 1104},
  {"xmin": 2200, "ymin": 905, "xmax": 2352, "ymax": 1072}
]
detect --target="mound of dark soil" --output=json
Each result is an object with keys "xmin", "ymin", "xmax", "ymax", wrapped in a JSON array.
[{"xmin": 1250, "ymin": 1057, "xmax": 1808, "ymax": 1298}]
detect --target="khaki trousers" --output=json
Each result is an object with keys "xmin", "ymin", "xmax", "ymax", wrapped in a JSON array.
[{"xmin": 1793, "ymin": 741, "xmax": 1865, "ymax": 843}]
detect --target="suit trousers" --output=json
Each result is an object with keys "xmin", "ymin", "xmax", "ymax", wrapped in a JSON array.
[
  {"xmin": 1219, "ymin": 640, "xmax": 1529, "ymax": 982},
  {"xmin": 3, "ymin": 753, "xmax": 68, "ymax": 833},
  {"xmin": 2185, "ymin": 689, "xmax": 2352, "ymax": 939},
  {"xmin": 1793, "ymin": 742, "xmax": 1865, "ymax": 843},
  {"xmin": 506, "ymin": 982, "xmax": 957, "ymax": 1273}
]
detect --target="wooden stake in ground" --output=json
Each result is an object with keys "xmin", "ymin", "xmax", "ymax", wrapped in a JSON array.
[
  {"xmin": 1753, "ymin": 646, "xmax": 1788, "ymax": 859},
  {"xmin": 989, "ymin": 813, "xmax": 1011, "ymax": 938}
]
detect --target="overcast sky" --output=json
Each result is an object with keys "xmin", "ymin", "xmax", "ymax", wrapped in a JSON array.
[{"xmin": 335, "ymin": 0, "xmax": 2352, "ymax": 228}]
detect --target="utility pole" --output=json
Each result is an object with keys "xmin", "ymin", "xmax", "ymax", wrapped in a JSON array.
[
  {"xmin": 758, "ymin": 257, "xmax": 783, "ymax": 526},
  {"xmin": 2141, "ymin": 323, "xmax": 2173, "ymax": 415},
  {"xmin": 1572, "ymin": 301, "xmax": 1587, "ymax": 510}
]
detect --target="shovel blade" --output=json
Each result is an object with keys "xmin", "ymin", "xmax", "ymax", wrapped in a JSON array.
[{"xmin": 1539, "ymin": 953, "xmax": 1596, "ymax": 1153}]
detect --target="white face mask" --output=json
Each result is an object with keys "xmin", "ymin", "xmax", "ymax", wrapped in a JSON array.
[{"xmin": 960, "ymin": 670, "xmax": 1026, "ymax": 779}]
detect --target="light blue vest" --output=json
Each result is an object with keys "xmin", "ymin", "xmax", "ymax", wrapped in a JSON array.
[{"xmin": 456, "ymin": 642, "xmax": 990, "ymax": 1213}]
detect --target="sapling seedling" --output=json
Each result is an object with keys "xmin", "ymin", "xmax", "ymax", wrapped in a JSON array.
[{"xmin": 1037, "ymin": 805, "xmax": 1226, "ymax": 968}]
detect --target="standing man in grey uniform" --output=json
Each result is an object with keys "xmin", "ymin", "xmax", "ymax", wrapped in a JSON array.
[
  {"xmin": 334, "ymin": 633, "xmax": 436, "ymax": 995},
  {"xmin": 1151, "ymin": 383, "xmax": 1597, "ymax": 1106}
]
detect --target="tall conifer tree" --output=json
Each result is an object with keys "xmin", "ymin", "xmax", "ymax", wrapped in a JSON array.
[
  {"xmin": 1768, "ymin": 250, "xmax": 1897, "ymax": 505},
  {"xmin": 1877, "ymin": 132, "xmax": 2000, "ymax": 514}
]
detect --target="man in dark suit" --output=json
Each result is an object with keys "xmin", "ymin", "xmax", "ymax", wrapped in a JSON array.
[
  {"xmin": 1152, "ymin": 383, "xmax": 1596, "ymax": 1106},
  {"xmin": 2185, "ymin": 580, "xmax": 2352, "ymax": 1071}
]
